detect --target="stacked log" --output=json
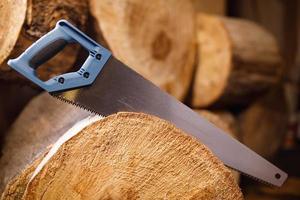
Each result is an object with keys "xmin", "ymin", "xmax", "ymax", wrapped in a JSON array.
[
  {"xmin": 192, "ymin": 14, "xmax": 282, "ymax": 107},
  {"xmin": 89, "ymin": 0, "xmax": 196, "ymax": 101},
  {"xmin": 1, "ymin": 150, "xmax": 49, "ymax": 200},
  {"xmin": 0, "ymin": 0, "xmax": 88, "ymax": 82},
  {"xmin": 1, "ymin": 112, "xmax": 243, "ymax": 199},
  {"xmin": 0, "ymin": 1, "xmax": 291, "ymax": 199},
  {"xmin": 0, "ymin": 93, "xmax": 90, "ymax": 193},
  {"xmin": 0, "ymin": 93, "xmax": 244, "ymax": 198},
  {"xmin": 239, "ymin": 87, "xmax": 288, "ymax": 158}
]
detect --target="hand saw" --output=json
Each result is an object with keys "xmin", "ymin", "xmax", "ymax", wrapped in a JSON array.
[{"xmin": 8, "ymin": 20, "xmax": 287, "ymax": 186}]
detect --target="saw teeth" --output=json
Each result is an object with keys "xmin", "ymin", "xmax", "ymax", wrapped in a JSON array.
[
  {"xmin": 51, "ymin": 93, "xmax": 105, "ymax": 118},
  {"xmin": 51, "ymin": 93, "xmax": 281, "ymax": 187},
  {"xmin": 228, "ymin": 166, "xmax": 276, "ymax": 187}
]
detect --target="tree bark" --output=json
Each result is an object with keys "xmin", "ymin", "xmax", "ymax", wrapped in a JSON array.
[
  {"xmin": 192, "ymin": 14, "xmax": 282, "ymax": 107},
  {"xmin": 2, "ymin": 112, "xmax": 243, "ymax": 199},
  {"xmin": 89, "ymin": 0, "xmax": 196, "ymax": 101},
  {"xmin": 0, "ymin": 0, "xmax": 88, "ymax": 82}
]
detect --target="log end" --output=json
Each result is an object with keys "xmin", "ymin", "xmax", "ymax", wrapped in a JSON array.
[
  {"xmin": 90, "ymin": 0, "xmax": 196, "ymax": 100},
  {"xmin": 0, "ymin": 0, "xmax": 27, "ymax": 65},
  {"xmin": 192, "ymin": 14, "xmax": 232, "ymax": 107},
  {"xmin": 2, "ymin": 112, "xmax": 243, "ymax": 199}
]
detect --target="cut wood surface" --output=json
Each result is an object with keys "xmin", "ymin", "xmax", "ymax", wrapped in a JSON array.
[
  {"xmin": 196, "ymin": 110, "xmax": 240, "ymax": 183},
  {"xmin": 0, "ymin": 91, "xmax": 243, "ymax": 199},
  {"xmin": 0, "ymin": 93, "xmax": 90, "ymax": 193},
  {"xmin": 0, "ymin": 0, "xmax": 88, "ymax": 82},
  {"xmin": 2, "ymin": 112, "xmax": 242, "ymax": 199},
  {"xmin": 1, "ymin": 150, "xmax": 49, "ymax": 200},
  {"xmin": 239, "ymin": 87, "xmax": 288, "ymax": 158},
  {"xmin": 89, "ymin": 0, "xmax": 196, "ymax": 101},
  {"xmin": 192, "ymin": 14, "xmax": 282, "ymax": 107}
]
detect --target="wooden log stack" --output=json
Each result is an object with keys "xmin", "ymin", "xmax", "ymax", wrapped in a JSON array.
[
  {"xmin": 192, "ymin": 14, "xmax": 282, "ymax": 107},
  {"xmin": 0, "ymin": 0, "xmax": 290, "ymax": 199}
]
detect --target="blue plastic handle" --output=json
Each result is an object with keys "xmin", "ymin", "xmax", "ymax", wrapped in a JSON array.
[{"xmin": 7, "ymin": 20, "xmax": 111, "ymax": 92}]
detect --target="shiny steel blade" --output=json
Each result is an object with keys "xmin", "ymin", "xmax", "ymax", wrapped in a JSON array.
[{"xmin": 52, "ymin": 56, "xmax": 287, "ymax": 186}]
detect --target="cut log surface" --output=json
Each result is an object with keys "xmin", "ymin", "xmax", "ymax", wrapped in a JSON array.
[
  {"xmin": 0, "ymin": 93, "xmax": 90, "ymax": 193},
  {"xmin": 1, "ymin": 150, "xmax": 49, "ymax": 200},
  {"xmin": 0, "ymin": 0, "xmax": 88, "ymax": 82},
  {"xmin": 26, "ymin": 112, "xmax": 242, "ymax": 199},
  {"xmin": 239, "ymin": 87, "xmax": 288, "ymax": 158},
  {"xmin": 89, "ymin": 0, "xmax": 196, "ymax": 100},
  {"xmin": 192, "ymin": 14, "xmax": 282, "ymax": 107},
  {"xmin": 1, "ymin": 112, "xmax": 243, "ymax": 199}
]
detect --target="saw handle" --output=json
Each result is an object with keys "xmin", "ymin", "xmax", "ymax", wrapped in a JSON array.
[
  {"xmin": 29, "ymin": 39, "xmax": 68, "ymax": 69},
  {"xmin": 7, "ymin": 20, "xmax": 111, "ymax": 93}
]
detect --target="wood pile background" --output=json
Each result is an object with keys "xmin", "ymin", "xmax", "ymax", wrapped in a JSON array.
[{"xmin": 0, "ymin": 0, "xmax": 299, "ymax": 199}]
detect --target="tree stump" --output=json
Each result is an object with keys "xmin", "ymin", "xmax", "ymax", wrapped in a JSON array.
[
  {"xmin": 89, "ymin": 0, "xmax": 196, "ymax": 101},
  {"xmin": 192, "ymin": 14, "xmax": 282, "ymax": 107},
  {"xmin": 0, "ymin": 0, "xmax": 88, "ymax": 82},
  {"xmin": 2, "ymin": 112, "xmax": 243, "ymax": 199}
]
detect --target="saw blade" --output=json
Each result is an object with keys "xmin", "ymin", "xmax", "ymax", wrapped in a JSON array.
[{"xmin": 51, "ymin": 56, "xmax": 287, "ymax": 186}]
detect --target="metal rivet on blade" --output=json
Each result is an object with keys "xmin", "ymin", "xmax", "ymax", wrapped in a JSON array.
[
  {"xmin": 83, "ymin": 72, "xmax": 89, "ymax": 78},
  {"xmin": 58, "ymin": 77, "xmax": 64, "ymax": 84},
  {"xmin": 275, "ymin": 173, "xmax": 281, "ymax": 179},
  {"xmin": 96, "ymin": 54, "xmax": 102, "ymax": 60}
]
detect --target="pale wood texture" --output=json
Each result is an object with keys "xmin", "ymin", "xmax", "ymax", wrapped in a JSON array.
[
  {"xmin": 1, "ymin": 150, "xmax": 49, "ymax": 200},
  {"xmin": 0, "ymin": 0, "xmax": 26, "ymax": 68},
  {"xmin": 0, "ymin": 93, "xmax": 90, "ymax": 193},
  {"xmin": 192, "ymin": 14, "xmax": 282, "ymax": 107},
  {"xmin": 89, "ymin": 0, "xmax": 196, "ymax": 101},
  {"xmin": 21, "ymin": 112, "xmax": 242, "ymax": 199},
  {"xmin": 239, "ymin": 87, "xmax": 288, "ymax": 158},
  {"xmin": 196, "ymin": 110, "xmax": 240, "ymax": 183},
  {"xmin": 0, "ymin": 93, "xmax": 242, "ymax": 199},
  {"xmin": 0, "ymin": 0, "xmax": 88, "ymax": 82}
]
